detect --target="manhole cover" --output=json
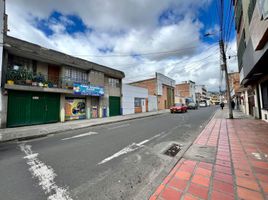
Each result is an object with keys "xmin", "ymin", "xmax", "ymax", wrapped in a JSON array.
[{"xmin": 164, "ymin": 144, "xmax": 181, "ymax": 157}]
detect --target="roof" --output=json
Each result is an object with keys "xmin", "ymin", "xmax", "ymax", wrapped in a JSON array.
[{"xmin": 3, "ymin": 35, "xmax": 125, "ymax": 79}]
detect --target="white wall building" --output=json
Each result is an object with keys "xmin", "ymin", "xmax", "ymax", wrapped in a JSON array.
[{"xmin": 122, "ymin": 84, "xmax": 149, "ymax": 115}]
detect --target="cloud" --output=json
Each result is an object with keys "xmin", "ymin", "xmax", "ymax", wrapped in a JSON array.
[{"xmin": 5, "ymin": 0, "xmax": 237, "ymax": 91}]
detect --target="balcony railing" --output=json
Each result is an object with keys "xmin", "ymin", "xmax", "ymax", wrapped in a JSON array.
[{"xmin": 6, "ymin": 69, "xmax": 88, "ymax": 89}]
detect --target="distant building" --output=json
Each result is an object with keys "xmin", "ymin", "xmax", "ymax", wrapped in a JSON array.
[
  {"xmin": 175, "ymin": 80, "xmax": 196, "ymax": 104},
  {"xmin": 129, "ymin": 73, "xmax": 175, "ymax": 110},
  {"xmin": 195, "ymin": 85, "xmax": 208, "ymax": 103},
  {"xmin": 233, "ymin": 0, "xmax": 268, "ymax": 122},
  {"xmin": 122, "ymin": 84, "xmax": 149, "ymax": 115}
]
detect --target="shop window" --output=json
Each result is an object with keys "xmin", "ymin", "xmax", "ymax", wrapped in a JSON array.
[
  {"xmin": 109, "ymin": 78, "xmax": 120, "ymax": 88},
  {"xmin": 261, "ymin": 80, "xmax": 268, "ymax": 109}
]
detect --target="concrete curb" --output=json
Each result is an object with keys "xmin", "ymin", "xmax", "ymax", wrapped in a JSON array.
[
  {"xmin": 0, "ymin": 111, "xmax": 169, "ymax": 143},
  {"xmin": 142, "ymin": 108, "xmax": 219, "ymax": 199}
]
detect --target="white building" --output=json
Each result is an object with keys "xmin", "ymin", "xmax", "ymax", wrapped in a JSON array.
[{"xmin": 122, "ymin": 84, "xmax": 149, "ymax": 115}]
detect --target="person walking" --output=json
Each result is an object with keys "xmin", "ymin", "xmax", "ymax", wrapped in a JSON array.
[
  {"xmin": 231, "ymin": 100, "xmax": 235, "ymax": 110},
  {"xmin": 220, "ymin": 102, "xmax": 224, "ymax": 110}
]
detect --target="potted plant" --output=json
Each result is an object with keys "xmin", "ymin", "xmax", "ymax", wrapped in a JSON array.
[
  {"xmin": 32, "ymin": 75, "xmax": 38, "ymax": 86},
  {"xmin": 26, "ymin": 71, "xmax": 33, "ymax": 85},
  {"xmin": 6, "ymin": 69, "xmax": 16, "ymax": 85},
  {"xmin": 35, "ymin": 73, "xmax": 45, "ymax": 87}
]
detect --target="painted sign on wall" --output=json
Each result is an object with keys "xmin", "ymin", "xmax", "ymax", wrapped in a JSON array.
[
  {"xmin": 65, "ymin": 98, "xmax": 86, "ymax": 120},
  {"xmin": 73, "ymin": 83, "xmax": 104, "ymax": 96}
]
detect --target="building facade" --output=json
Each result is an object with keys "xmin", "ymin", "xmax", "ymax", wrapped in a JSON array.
[
  {"xmin": 1, "ymin": 36, "xmax": 124, "ymax": 128},
  {"xmin": 175, "ymin": 80, "xmax": 196, "ymax": 104},
  {"xmin": 233, "ymin": 0, "xmax": 268, "ymax": 122},
  {"xmin": 195, "ymin": 85, "xmax": 208, "ymax": 105},
  {"xmin": 122, "ymin": 84, "xmax": 149, "ymax": 115},
  {"xmin": 129, "ymin": 73, "xmax": 175, "ymax": 110}
]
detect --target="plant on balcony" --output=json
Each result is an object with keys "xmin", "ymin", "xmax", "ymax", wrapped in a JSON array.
[
  {"xmin": 26, "ymin": 71, "xmax": 33, "ymax": 85},
  {"xmin": 6, "ymin": 69, "xmax": 17, "ymax": 85}
]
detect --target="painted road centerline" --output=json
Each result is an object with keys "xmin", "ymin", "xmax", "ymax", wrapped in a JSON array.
[
  {"xmin": 61, "ymin": 132, "xmax": 98, "ymax": 141},
  {"xmin": 19, "ymin": 144, "xmax": 73, "ymax": 200},
  {"xmin": 98, "ymin": 131, "xmax": 166, "ymax": 165}
]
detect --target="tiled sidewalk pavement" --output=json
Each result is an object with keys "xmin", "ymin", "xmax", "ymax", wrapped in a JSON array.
[{"xmin": 149, "ymin": 117, "xmax": 268, "ymax": 200}]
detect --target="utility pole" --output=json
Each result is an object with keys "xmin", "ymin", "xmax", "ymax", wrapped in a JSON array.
[
  {"xmin": 219, "ymin": 0, "xmax": 233, "ymax": 119},
  {"xmin": 219, "ymin": 39, "xmax": 233, "ymax": 119}
]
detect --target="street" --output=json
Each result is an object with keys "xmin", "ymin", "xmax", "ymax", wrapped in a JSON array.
[{"xmin": 0, "ymin": 107, "xmax": 216, "ymax": 200}]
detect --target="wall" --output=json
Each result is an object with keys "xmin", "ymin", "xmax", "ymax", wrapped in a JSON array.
[
  {"xmin": 122, "ymin": 84, "xmax": 148, "ymax": 115},
  {"xmin": 36, "ymin": 62, "xmax": 48, "ymax": 76},
  {"xmin": 0, "ymin": 0, "xmax": 5, "ymax": 128},
  {"xmin": 130, "ymin": 79, "xmax": 156, "ymax": 96},
  {"xmin": 148, "ymin": 95, "xmax": 157, "ymax": 111},
  {"xmin": 156, "ymin": 72, "xmax": 175, "ymax": 95},
  {"xmin": 176, "ymin": 83, "xmax": 190, "ymax": 98},
  {"xmin": 89, "ymin": 70, "xmax": 105, "ymax": 86}
]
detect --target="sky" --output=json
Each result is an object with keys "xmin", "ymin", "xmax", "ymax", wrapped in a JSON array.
[{"xmin": 6, "ymin": 0, "xmax": 238, "ymax": 91}]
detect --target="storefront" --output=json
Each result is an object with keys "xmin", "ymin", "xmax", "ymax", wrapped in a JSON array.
[{"xmin": 65, "ymin": 83, "xmax": 104, "ymax": 121}]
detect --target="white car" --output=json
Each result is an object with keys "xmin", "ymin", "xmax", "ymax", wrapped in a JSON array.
[{"xmin": 199, "ymin": 102, "xmax": 207, "ymax": 107}]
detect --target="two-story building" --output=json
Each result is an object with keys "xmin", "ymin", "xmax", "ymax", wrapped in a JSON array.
[
  {"xmin": 233, "ymin": 0, "xmax": 268, "ymax": 122},
  {"xmin": 1, "ymin": 36, "xmax": 124, "ymax": 128},
  {"xmin": 129, "ymin": 73, "xmax": 175, "ymax": 110}
]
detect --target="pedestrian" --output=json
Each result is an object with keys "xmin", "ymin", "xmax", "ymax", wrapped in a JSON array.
[
  {"xmin": 220, "ymin": 102, "xmax": 224, "ymax": 110},
  {"xmin": 231, "ymin": 100, "xmax": 235, "ymax": 110}
]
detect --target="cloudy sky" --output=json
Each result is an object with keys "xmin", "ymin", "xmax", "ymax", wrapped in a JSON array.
[{"xmin": 6, "ymin": 0, "xmax": 238, "ymax": 91}]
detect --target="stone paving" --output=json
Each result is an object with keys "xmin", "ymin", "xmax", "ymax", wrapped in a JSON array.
[{"xmin": 149, "ymin": 110, "xmax": 268, "ymax": 200}]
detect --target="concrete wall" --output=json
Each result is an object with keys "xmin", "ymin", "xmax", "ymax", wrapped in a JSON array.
[
  {"xmin": 156, "ymin": 72, "xmax": 175, "ymax": 95},
  {"xmin": 36, "ymin": 62, "xmax": 48, "ymax": 76},
  {"xmin": 0, "ymin": 0, "xmax": 5, "ymax": 128},
  {"xmin": 122, "ymin": 84, "xmax": 148, "ymax": 115},
  {"xmin": 89, "ymin": 70, "xmax": 105, "ymax": 86},
  {"xmin": 148, "ymin": 95, "xmax": 157, "ymax": 112}
]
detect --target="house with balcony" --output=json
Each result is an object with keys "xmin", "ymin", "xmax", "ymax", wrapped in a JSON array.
[
  {"xmin": 233, "ymin": 0, "xmax": 268, "ymax": 122},
  {"xmin": 0, "ymin": 36, "xmax": 124, "ymax": 128}
]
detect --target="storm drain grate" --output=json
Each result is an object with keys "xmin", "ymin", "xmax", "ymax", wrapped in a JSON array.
[{"xmin": 164, "ymin": 144, "xmax": 181, "ymax": 157}]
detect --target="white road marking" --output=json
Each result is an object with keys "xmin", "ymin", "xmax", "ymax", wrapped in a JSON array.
[
  {"xmin": 19, "ymin": 144, "xmax": 73, "ymax": 200},
  {"xmin": 108, "ymin": 124, "xmax": 130, "ymax": 130},
  {"xmin": 61, "ymin": 132, "xmax": 98, "ymax": 141},
  {"xmin": 98, "ymin": 132, "xmax": 166, "ymax": 165}
]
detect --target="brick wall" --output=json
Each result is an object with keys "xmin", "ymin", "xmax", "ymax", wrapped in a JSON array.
[
  {"xmin": 175, "ymin": 83, "xmax": 190, "ymax": 97},
  {"xmin": 130, "ymin": 79, "xmax": 156, "ymax": 96}
]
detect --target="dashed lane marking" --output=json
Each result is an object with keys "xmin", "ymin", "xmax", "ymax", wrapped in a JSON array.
[{"xmin": 98, "ymin": 131, "xmax": 165, "ymax": 165}]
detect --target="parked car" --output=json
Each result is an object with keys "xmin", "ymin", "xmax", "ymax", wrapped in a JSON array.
[
  {"xmin": 170, "ymin": 103, "xmax": 187, "ymax": 113},
  {"xmin": 187, "ymin": 102, "xmax": 198, "ymax": 109}
]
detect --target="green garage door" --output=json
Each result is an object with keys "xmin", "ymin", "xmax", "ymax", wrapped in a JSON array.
[
  {"xmin": 109, "ymin": 96, "xmax": 121, "ymax": 116},
  {"xmin": 7, "ymin": 91, "xmax": 60, "ymax": 127}
]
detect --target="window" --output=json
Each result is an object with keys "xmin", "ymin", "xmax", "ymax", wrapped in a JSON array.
[
  {"xmin": 261, "ymin": 80, "xmax": 268, "ymax": 109},
  {"xmin": 248, "ymin": 0, "xmax": 257, "ymax": 23},
  {"xmin": 8, "ymin": 55, "xmax": 35, "ymax": 72},
  {"xmin": 237, "ymin": 29, "xmax": 246, "ymax": 71},
  {"xmin": 134, "ymin": 98, "xmax": 142, "ymax": 107},
  {"xmin": 64, "ymin": 67, "xmax": 87, "ymax": 83},
  {"xmin": 108, "ymin": 78, "xmax": 120, "ymax": 88}
]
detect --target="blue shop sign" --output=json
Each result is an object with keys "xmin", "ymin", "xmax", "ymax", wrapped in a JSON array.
[{"xmin": 73, "ymin": 83, "xmax": 104, "ymax": 96}]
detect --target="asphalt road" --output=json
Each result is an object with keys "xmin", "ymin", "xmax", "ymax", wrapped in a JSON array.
[{"xmin": 0, "ymin": 106, "xmax": 217, "ymax": 200}]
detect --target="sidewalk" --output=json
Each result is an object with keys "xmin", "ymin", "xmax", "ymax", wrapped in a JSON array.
[
  {"xmin": 149, "ymin": 108, "xmax": 268, "ymax": 200},
  {"xmin": 0, "ymin": 110, "xmax": 169, "ymax": 142}
]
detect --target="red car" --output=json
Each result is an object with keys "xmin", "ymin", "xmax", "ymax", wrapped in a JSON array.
[{"xmin": 170, "ymin": 103, "xmax": 188, "ymax": 113}]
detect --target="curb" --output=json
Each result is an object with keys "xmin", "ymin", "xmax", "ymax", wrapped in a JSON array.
[
  {"xmin": 143, "ymin": 108, "xmax": 218, "ymax": 199},
  {"xmin": 0, "ymin": 111, "xmax": 168, "ymax": 143}
]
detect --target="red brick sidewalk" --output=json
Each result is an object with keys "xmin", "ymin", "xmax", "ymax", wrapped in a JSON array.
[{"xmin": 149, "ymin": 118, "xmax": 268, "ymax": 200}]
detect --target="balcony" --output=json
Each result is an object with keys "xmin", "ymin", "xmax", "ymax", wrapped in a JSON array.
[{"xmin": 5, "ymin": 68, "xmax": 88, "ymax": 93}]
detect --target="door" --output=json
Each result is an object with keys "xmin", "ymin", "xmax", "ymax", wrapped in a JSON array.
[
  {"xmin": 109, "ymin": 96, "xmax": 121, "ymax": 116},
  {"xmin": 7, "ymin": 91, "xmax": 60, "ymax": 127},
  {"xmin": 48, "ymin": 65, "xmax": 60, "ymax": 85}
]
